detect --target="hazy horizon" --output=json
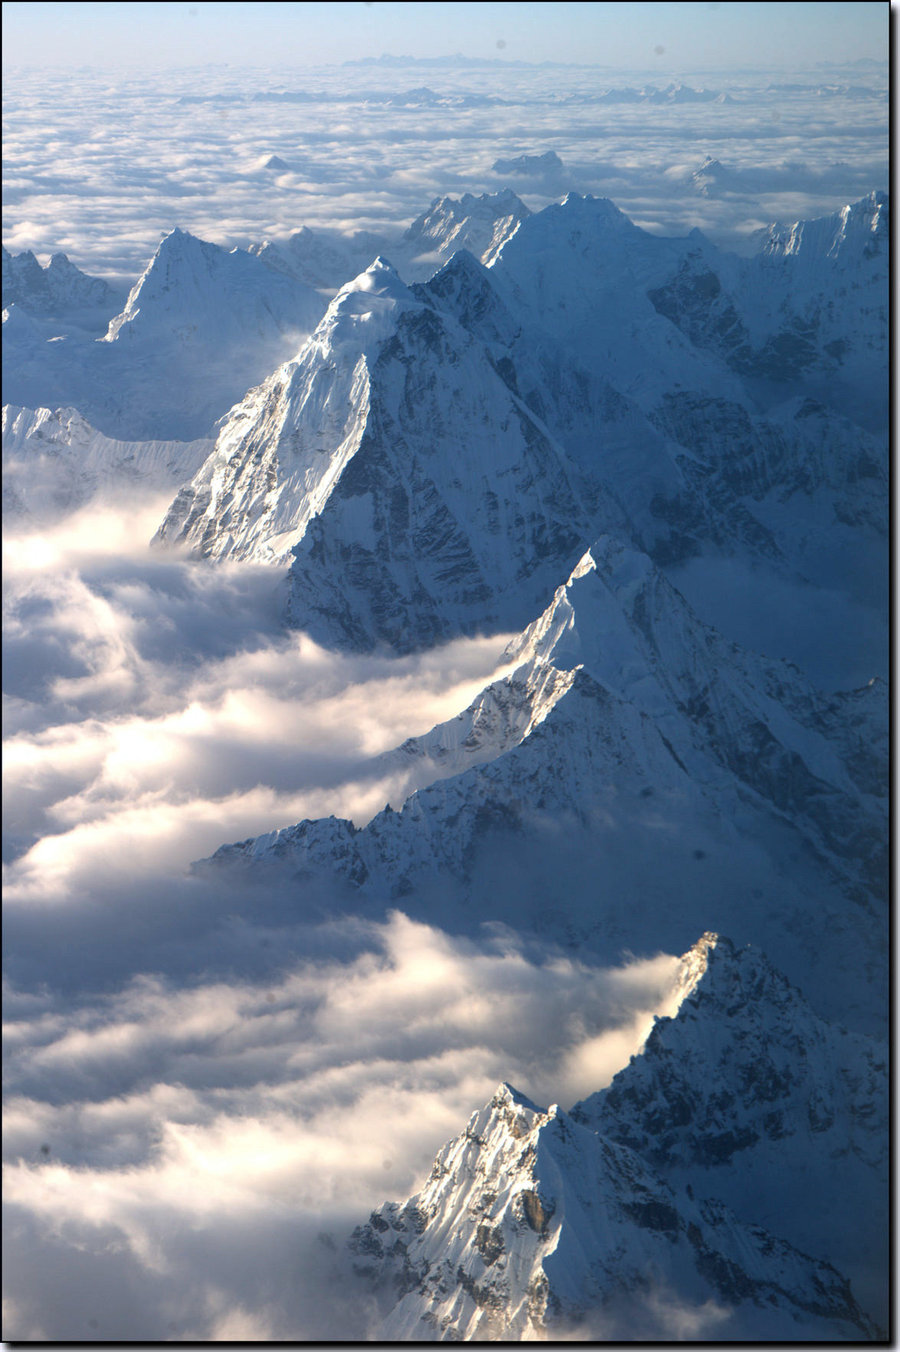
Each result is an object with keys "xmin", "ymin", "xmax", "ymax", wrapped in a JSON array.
[{"xmin": 1, "ymin": 1, "xmax": 890, "ymax": 71}]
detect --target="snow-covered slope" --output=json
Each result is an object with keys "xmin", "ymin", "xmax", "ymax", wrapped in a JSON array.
[
  {"xmin": 2, "ymin": 404, "xmax": 212, "ymax": 521},
  {"xmin": 2, "ymin": 229, "xmax": 329, "ymax": 442},
  {"xmin": 373, "ymin": 652, "xmax": 576, "ymax": 805},
  {"xmin": 105, "ymin": 227, "xmax": 324, "ymax": 347},
  {"xmin": 423, "ymin": 247, "xmax": 693, "ymax": 563},
  {"xmin": 351, "ymin": 935, "xmax": 883, "ymax": 1340},
  {"xmin": 425, "ymin": 202, "xmax": 886, "ymax": 677},
  {"xmin": 476, "ymin": 189, "xmax": 886, "ymax": 446},
  {"xmin": 208, "ymin": 537, "xmax": 886, "ymax": 1034},
  {"xmin": 759, "ymin": 188, "xmax": 888, "ymax": 265},
  {"xmin": 647, "ymin": 192, "xmax": 888, "ymax": 427},
  {"xmin": 353, "ymin": 1085, "xmax": 876, "ymax": 1341},
  {"xmin": 160, "ymin": 201, "xmax": 890, "ymax": 662},
  {"xmin": 575, "ymin": 932, "xmax": 888, "ymax": 1325},
  {"xmin": 483, "ymin": 193, "xmax": 750, "ymax": 412},
  {"xmin": 156, "ymin": 257, "xmax": 597, "ymax": 651}
]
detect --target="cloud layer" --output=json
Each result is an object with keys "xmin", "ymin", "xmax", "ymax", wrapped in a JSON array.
[
  {"xmin": 4, "ymin": 910, "xmax": 682, "ymax": 1340},
  {"xmin": 4, "ymin": 496, "xmax": 518, "ymax": 902},
  {"xmin": 2, "ymin": 61, "xmax": 887, "ymax": 283},
  {"xmin": 1, "ymin": 480, "xmax": 692, "ymax": 1340}
]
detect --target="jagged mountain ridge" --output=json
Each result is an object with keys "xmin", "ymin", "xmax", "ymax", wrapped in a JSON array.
[
  {"xmin": 645, "ymin": 191, "xmax": 888, "ymax": 427},
  {"xmin": 1, "ymin": 229, "xmax": 326, "ymax": 442},
  {"xmin": 6, "ymin": 185, "xmax": 888, "ymax": 1341},
  {"xmin": 433, "ymin": 196, "xmax": 886, "ymax": 562},
  {"xmin": 152, "ymin": 193, "xmax": 887, "ymax": 670},
  {"xmin": 350, "ymin": 935, "xmax": 883, "ymax": 1341},
  {"xmin": 208, "ymin": 537, "xmax": 886, "ymax": 1035},
  {"xmin": 401, "ymin": 189, "xmax": 530, "ymax": 272},
  {"xmin": 574, "ymin": 933, "xmax": 888, "ymax": 1324},
  {"xmin": 1, "ymin": 244, "xmax": 124, "ymax": 327},
  {"xmin": 0, "ymin": 193, "xmax": 544, "ymax": 446},
  {"xmin": 247, "ymin": 190, "xmax": 530, "ymax": 290}
]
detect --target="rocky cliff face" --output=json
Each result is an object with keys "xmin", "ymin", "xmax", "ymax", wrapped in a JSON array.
[
  {"xmin": 575, "ymin": 933, "xmax": 888, "ymax": 1323},
  {"xmin": 349, "ymin": 936, "xmax": 884, "ymax": 1341}
]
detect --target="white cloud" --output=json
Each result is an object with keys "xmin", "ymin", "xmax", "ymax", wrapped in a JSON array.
[
  {"xmin": 3, "ymin": 910, "xmax": 683, "ymax": 1339},
  {"xmin": 2, "ymin": 63, "xmax": 887, "ymax": 281},
  {"xmin": 4, "ymin": 499, "xmax": 518, "ymax": 900}
]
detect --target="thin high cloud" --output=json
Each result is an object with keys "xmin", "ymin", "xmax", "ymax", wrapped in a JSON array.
[
  {"xmin": 2, "ymin": 62, "xmax": 886, "ymax": 281},
  {"xmin": 4, "ymin": 910, "xmax": 683, "ymax": 1340}
]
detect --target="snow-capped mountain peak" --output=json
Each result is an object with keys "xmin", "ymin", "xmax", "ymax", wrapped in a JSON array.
[
  {"xmin": 337, "ymin": 254, "xmax": 407, "ymax": 297},
  {"xmin": 313, "ymin": 255, "xmax": 417, "ymax": 353},
  {"xmin": 157, "ymin": 251, "xmax": 596, "ymax": 640},
  {"xmin": 352, "ymin": 1004, "xmax": 880, "ymax": 1339},
  {"xmin": 573, "ymin": 929, "xmax": 888, "ymax": 1323},
  {"xmin": 104, "ymin": 226, "xmax": 324, "ymax": 346},
  {"xmin": 403, "ymin": 190, "xmax": 530, "ymax": 270},
  {"xmin": 2, "ymin": 244, "xmax": 120, "ymax": 322}
]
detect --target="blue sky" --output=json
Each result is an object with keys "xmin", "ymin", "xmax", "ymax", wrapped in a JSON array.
[{"xmin": 1, "ymin": 1, "xmax": 890, "ymax": 69}]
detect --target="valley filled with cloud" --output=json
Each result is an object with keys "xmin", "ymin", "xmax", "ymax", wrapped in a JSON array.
[{"xmin": 4, "ymin": 478, "xmax": 697, "ymax": 1338}]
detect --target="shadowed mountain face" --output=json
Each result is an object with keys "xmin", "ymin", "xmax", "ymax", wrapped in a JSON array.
[{"xmin": 350, "ymin": 936, "xmax": 885, "ymax": 1341}]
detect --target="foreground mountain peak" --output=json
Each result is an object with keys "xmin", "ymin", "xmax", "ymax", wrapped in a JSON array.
[
  {"xmin": 346, "ymin": 929, "xmax": 883, "ymax": 1339},
  {"xmin": 574, "ymin": 928, "xmax": 887, "ymax": 1322},
  {"xmin": 490, "ymin": 1081, "xmax": 545, "ymax": 1114},
  {"xmin": 351, "ymin": 974, "xmax": 879, "ymax": 1339}
]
